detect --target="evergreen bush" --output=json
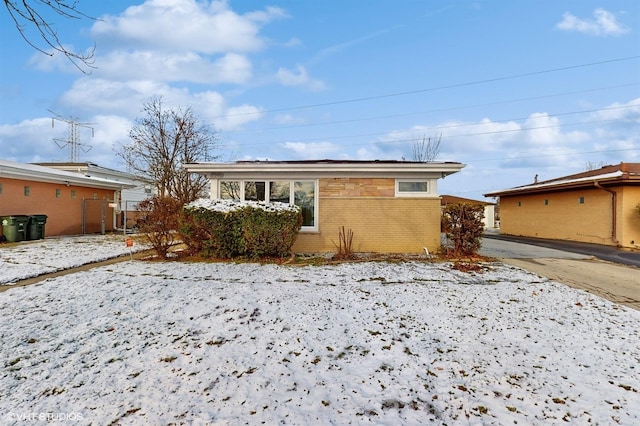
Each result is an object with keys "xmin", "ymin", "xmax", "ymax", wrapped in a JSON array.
[{"xmin": 181, "ymin": 199, "xmax": 302, "ymax": 259}]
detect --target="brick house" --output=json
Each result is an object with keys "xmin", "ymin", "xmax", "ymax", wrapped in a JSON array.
[
  {"xmin": 185, "ymin": 160, "xmax": 465, "ymax": 254},
  {"xmin": 0, "ymin": 159, "xmax": 134, "ymax": 238},
  {"xmin": 484, "ymin": 163, "xmax": 640, "ymax": 249},
  {"xmin": 36, "ymin": 162, "xmax": 154, "ymax": 230}
]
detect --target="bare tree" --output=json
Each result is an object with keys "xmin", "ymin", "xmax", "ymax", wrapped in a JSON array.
[
  {"xmin": 118, "ymin": 96, "xmax": 219, "ymax": 205},
  {"xmin": 585, "ymin": 161, "xmax": 605, "ymax": 171},
  {"xmin": 3, "ymin": 0, "xmax": 96, "ymax": 71},
  {"xmin": 411, "ymin": 133, "xmax": 442, "ymax": 162}
]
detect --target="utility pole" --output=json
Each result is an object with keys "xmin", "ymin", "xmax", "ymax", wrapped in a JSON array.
[{"xmin": 49, "ymin": 110, "xmax": 95, "ymax": 162}]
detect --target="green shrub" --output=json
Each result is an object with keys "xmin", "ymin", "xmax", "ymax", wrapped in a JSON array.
[
  {"xmin": 179, "ymin": 205, "xmax": 242, "ymax": 258},
  {"xmin": 181, "ymin": 199, "xmax": 302, "ymax": 259},
  {"xmin": 239, "ymin": 205, "xmax": 302, "ymax": 258}
]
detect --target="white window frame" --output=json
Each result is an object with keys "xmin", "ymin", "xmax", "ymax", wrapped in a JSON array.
[
  {"xmin": 395, "ymin": 179, "xmax": 431, "ymax": 197},
  {"xmin": 217, "ymin": 179, "xmax": 318, "ymax": 232}
]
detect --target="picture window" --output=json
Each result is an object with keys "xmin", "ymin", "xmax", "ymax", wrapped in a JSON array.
[{"xmin": 218, "ymin": 179, "xmax": 317, "ymax": 230}]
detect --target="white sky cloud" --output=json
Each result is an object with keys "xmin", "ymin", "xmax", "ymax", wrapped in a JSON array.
[
  {"xmin": 92, "ymin": 0, "xmax": 286, "ymax": 54},
  {"xmin": 93, "ymin": 51, "xmax": 252, "ymax": 84},
  {"xmin": 276, "ymin": 65, "xmax": 326, "ymax": 91},
  {"xmin": 556, "ymin": 8, "xmax": 629, "ymax": 36},
  {"xmin": 281, "ymin": 141, "xmax": 341, "ymax": 158}
]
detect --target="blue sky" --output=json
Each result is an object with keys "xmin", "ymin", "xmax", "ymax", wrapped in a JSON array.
[{"xmin": 1, "ymin": 0, "xmax": 638, "ymax": 201}]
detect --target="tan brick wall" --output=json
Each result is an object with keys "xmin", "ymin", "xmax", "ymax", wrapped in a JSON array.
[
  {"xmin": 319, "ymin": 178, "xmax": 395, "ymax": 197},
  {"xmin": 0, "ymin": 177, "xmax": 116, "ymax": 237},
  {"xmin": 619, "ymin": 186, "xmax": 640, "ymax": 248},
  {"xmin": 293, "ymin": 197, "xmax": 442, "ymax": 254},
  {"xmin": 499, "ymin": 186, "xmax": 640, "ymax": 247}
]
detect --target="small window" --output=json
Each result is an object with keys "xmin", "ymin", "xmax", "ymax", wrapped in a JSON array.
[
  {"xmin": 517, "ymin": 201, "xmax": 522, "ymax": 207},
  {"xmin": 56, "ymin": 189, "xmax": 61, "ymax": 198},
  {"xmin": 396, "ymin": 179, "xmax": 430, "ymax": 197},
  {"xmin": 93, "ymin": 193, "xmax": 98, "ymax": 200},
  {"xmin": 544, "ymin": 199, "xmax": 548, "ymax": 205},
  {"xmin": 71, "ymin": 190, "xmax": 77, "ymax": 199},
  {"xmin": 578, "ymin": 196, "xmax": 585, "ymax": 204},
  {"xmin": 24, "ymin": 186, "xmax": 30, "ymax": 196},
  {"xmin": 0, "ymin": 182, "xmax": 3, "ymax": 195}
]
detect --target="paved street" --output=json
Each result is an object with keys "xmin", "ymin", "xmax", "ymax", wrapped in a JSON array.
[{"xmin": 480, "ymin": 231, "xmax": 640, "ymax": 311}]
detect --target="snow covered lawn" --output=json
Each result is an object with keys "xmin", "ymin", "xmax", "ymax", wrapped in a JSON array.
[
  {"xmin": 0, "ymin": 234, "xmax": 149, "ymax": 285},
  {"xmin": 1, "ymin": 251, "xmax": 639, "ymax": 424}
]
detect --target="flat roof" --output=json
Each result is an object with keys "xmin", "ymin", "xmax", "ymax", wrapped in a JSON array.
[
  {"xmin": 185, "ymin": 159, "xmax": 465, "ymax": 179},
  {"xmin": 0, "ymin": 159, "xmax": 136, "ymax": 190}
]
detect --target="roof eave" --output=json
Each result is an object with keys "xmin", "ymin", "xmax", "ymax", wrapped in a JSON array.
[
  {"xmin": 184, "ymin": 161, "xmax": 465, "ymax": 178},
  {"xmin": 1, "ymin": 167, "xmax": 135, "ymax": 190},
  {"xmin": 484, "ymin": 175, "xmax": 638, "ymax": 197}
]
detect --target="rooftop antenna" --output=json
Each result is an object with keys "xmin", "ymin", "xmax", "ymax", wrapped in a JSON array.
[{"xmin": 49, "ymin": 110, "xmax": 95, "ymax": 162}]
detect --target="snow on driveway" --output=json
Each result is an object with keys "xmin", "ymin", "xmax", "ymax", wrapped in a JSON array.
[{"xmin": 1, "ymin": 237, "xmax": 639, "ymax": 425}]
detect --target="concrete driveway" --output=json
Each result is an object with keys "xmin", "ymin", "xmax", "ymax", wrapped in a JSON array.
[{"xmin": 480, "ymin": 234, "xmax": 640, "ymax": 311}]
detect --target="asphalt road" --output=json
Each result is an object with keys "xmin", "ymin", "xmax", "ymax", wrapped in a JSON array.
[
  {"xmin": 482, "ymin": 231, "xmax": 640, "ymax": 268},
  {"xmin": 480, "ymin": 231, "xmax": 640, "ymax": 311}
]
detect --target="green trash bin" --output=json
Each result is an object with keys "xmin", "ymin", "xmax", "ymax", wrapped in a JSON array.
[
  {"xmin": 1, "ymin": 215, "xmax": 30, "ymax": 242},
  {"xmin": 28, "ymin": 215, "xmax": 48, "ymax": 240}
]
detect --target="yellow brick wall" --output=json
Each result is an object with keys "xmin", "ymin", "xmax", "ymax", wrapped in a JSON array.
[
  {"xmin": 499, "ymin": 187, "xmax": 638, "ymax": 247},
  {"xmin": 619, "ymin": 186, "xmax": 640, "ymax": 248},
  {"xmin": 293, "ymin": 197, "xmax": 442, "ymax": 254}
]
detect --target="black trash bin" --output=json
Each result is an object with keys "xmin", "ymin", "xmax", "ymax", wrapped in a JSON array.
[
  {"xmin": 1, "ymin": 215, "xmax": 30, "ymax": 242},
  {"xmin": 28, "ymin": 215, "xmax": 48, "ymax": 240}
]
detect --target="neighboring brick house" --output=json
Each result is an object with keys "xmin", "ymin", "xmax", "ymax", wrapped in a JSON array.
[
  {"xmin": 0, "ymin": 159, "xmax": 134, "ymax": 238},
  {"xmin": 36, "ymin": 162, "xmax": 154, "ymax": 230},
  {"xmin": 484, "ymin": 163, "xmax": 640, "ymax": 249},
  {"xmin": 440, "ymin": 195, "xmax": 496, "ymax": 229},
  {"xmin": 185, "ymin": 159, "xmax": 465, "ymax": 254}
]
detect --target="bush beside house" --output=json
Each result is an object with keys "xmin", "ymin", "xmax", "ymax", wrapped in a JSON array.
[{"xmin": 181, "ymin": 199, "xmax": 302, "ymax": 259}]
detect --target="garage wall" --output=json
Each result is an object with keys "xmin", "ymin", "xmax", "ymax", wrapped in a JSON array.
[
  {"xmin": 619, "ymin": 186, "xmax": 640, "ymax": 248},
  {"xmin": 0, "ymin": 177, "xmax": 116, "ymax": 237},
  {"xmin": 499, "ymin": 188, "xmax": 617, "ymax": 246}
]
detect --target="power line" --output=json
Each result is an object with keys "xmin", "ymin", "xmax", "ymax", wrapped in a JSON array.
[
  {"xmin": 467, "ymin": 148, "xmax": 639, "ymax": 164},
  {"xmin": 225, "ymin": 103, "xmax": 639, "ymax": 148},
  {"xmin": 213, "ymin": 55, "xmax": 640, "ymax": 119},
  {"xmin": 225, "ymin": 82, "xmax": 640, "ymax": 134}
]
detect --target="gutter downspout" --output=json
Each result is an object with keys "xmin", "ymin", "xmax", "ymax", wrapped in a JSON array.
[{"xmin": 594, "ymin": 181, "xmax": 619, "ymax": 245}]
